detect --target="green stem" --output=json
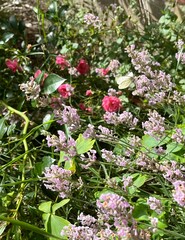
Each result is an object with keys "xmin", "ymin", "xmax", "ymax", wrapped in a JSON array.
[{"xmin": 1, "ymin": 101, "xmax": 30, "ymax": 218}]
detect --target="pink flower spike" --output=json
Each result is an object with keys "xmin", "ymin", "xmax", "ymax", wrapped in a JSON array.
[
  {"xmin": 86, "ymin": 90, "xmax": 93, "ymax": 96},
  {"xmin": 58, "ymin": 84, "xmax": 74, "ymax": 99},
  {"xmin": 34, "ymin": 69, "xmax": 42, "ymax": 79},
  {"xmin": 5, "ymin": 59, "xmax": 22, "ymax": 73},
  {"xmin": 102, "ymin": 96, "xmax": 122, "ymax": 112},
  {"xmin": 76, "ymin": 59, "xmax": 90, "ymax": 75},
  {"xmin": 56, "ymin": 55, "xmax": 70, "ymax": 70},
  {"xmin": 34, "ymin": 69, "xmax": 48, "ymax": 80}
]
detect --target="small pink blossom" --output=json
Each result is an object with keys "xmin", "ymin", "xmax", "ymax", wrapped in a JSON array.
[
  {"xmin": 96, "ymin": 68, "xmax": 110, "ymax": 77},
  {"xmin": 58, "ymin": 84, "xmax": 74, "ymax": 99},
  {"xmin": 56, "ymin": 55, "xmax": 70, "ymax": 70},
  {"xmin": 102, "ymin": 96, "xmax": 122, "ymax": 112},
  {"xmin": 76, "ymin": 59, "xmax": 90, "ymax": 75},
  {"xmin": 85, "ymin": 107, "xmax": 93, "ymax": 113},
  {"xmin": 86, "ymin": 90, "xmax": 93, "ymax": 96},
  {"xmin": 79, "ymin": 103, "xmax": 86, "ymax": 111},
  {"xmin": 34, "ymin": 69, "xmax": 48, "ymax": 79},
  {"xmin": 5, "ymin": 59, "xmax": 22, "ymax": 72}
]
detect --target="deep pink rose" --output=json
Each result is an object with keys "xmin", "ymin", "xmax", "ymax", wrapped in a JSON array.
[
  {"xmin": 102, "ymin": 96, "xmax": 122, "ymax": 112},
  {"xmin": 86, "ymin": 90, "xmax": 93, "ymax": 96},
  {"xmin": 58, "ymin": 84, "xmax": 74, "ymax": 99},
  {"xmin": 76, "ymin": 59, "xmax": 90, "ymax": 75},
  {"xmin": 5, "ymin": 59, "xmax": 21, "ymax": 72},
  {"xmin": 56, "ymin": 55, "xmax": 70, "ymax": 70}
]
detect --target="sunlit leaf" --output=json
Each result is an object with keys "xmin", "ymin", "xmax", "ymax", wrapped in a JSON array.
[
  {"xmin": 76, "ymin": 134, "xmax": 95, "ymax": 154},
  {"xmin": 43, "ymin": 74, "xmax": 66, "ymax": 94}
]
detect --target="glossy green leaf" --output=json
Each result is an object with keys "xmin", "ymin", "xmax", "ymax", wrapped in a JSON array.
[
  {"xmin": 43, "ymin": 74, "xmax": 66, "ymax": 94},
  {"xmin": 52, "ymin": 199, "xmax": 70, "ymax": 214},
  {"xmin": 48, "ymin": 215, "xmax": 69, "ymax": 240},
  {"xmin": 76, "ymin": 134, "xmax": 95, "ymax": 154},
  {"xmin": 133, "ymin": 174, "xmax": 148, "ymax": 188},
  {"xmin": 34, "ymin": 156, "xmax": 55, "ymax": 176},
  {"xmin": 39, "ymin": 201, "xmax": 52, "ymax": 213},
  {"xmin": 132, "ymin": 203, "xmax": 149, "ymax": 220},
  {"xmin": 0, "ymin": 117, "xmax": 7, "ymax": 139},
  {"xmin": 64, "ymin": 158, "xmax": 76, "ymax": 173},
  {"xmin": 43, "ymin": 113, "xmax": 54, "ymax": 130},
  {"xmin": 3, "ymin": 32, "xmax": 14, "ymax": 42},
  {"xmin": 166, "ymin": 142, "xmax": 184, "ymax": 153}
]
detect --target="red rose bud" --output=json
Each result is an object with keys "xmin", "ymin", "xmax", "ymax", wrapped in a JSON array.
[{"xmin": 76, "ymin": 59, "xmax": 90, "ymax": 75}]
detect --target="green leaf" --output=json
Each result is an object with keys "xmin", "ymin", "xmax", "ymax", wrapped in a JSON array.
[
  {"xmin": 94, "ymin": 189, "xmax": 114, "ymax": 199},
  {"xmin": 166, "ymin": 142, "xmax": 184, "ymax": 153},
  {"xmin": 48, "ymin": 215, "xmax": 70, "ymax": 240},
  {"xmin": 39, "ymin": 201, "xmax": 52, "ymax": 213},
  {"xmin": 34, "ymin": 156, "xmax": 55, "ymax": 176},
  {"xmin": 0, "ymin": 118, "xmax": 7, "ymax": 139},
  {"xmin": 64, "ymin": 158, "xmax": 76, "ymax": 173},
  {"xmin": 0, "ymin": 216, "xmax": 63, "ymax": 240},
  {"xmin": 35, "ymin": 71, "xmax": 45, "ymax": 84},
  {"xmin": 3, "ymin": 32, "xmax": 14, "ymax": 43},
  {"xmin": 141, "ymin": 134, "xmax": 170, "ymax": 149},
  {"xmin": 52, "ymin": 199, "xmax": 70, "ymax": 214},
  {"xmin": 133, "ymin": 174, "xmax": 148, "ymax": 188},
  {"xmin": 142, "ymin": 134, "xmax": 158, "ymax": 148},
  {"xmin": 43, "ymin": 74, "xmax": 66, "ymax": 95},
  {"xmin": 42, "ymin": 213, "xmax": 51, "ymax": 232},
  {"xmin": 0, "ymin": 221, "xmax": 8, "ymax": 235},
  {"xmin": 76, "ymin": 134, "xmax": 95, "ymax": 154},
  {"xmin": 132, "ymin": 203, "xmax": 149, "ymax": 220},
  {"xmin": 9, "ymin": 15, "xmax": 18, "ymax": 29},
  {"xmin": 43, "ymin": 113, "xmax": 54, "ymax": 130}
]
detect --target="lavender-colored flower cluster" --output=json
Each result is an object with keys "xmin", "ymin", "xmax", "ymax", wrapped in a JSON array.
[
  {"xmin": 125, "ymin": 44, "xmax": 160, "ymax": 75},
  {"xmin": 96, "ymin": 193, "xmax": 135, "ymax": 238},
  {"xmin": 61, "ymin": 192, "xmax": 150, "ymax": 239},
  {"xmin": 124, "ymin": 135, "xmax": 141, "ymax": 157},
  {"xmin": 107, "ymin": 59, "xmax": 120, "ymax": 72},
  {"xmin": 68, "ymin": 67, "xmax": 79, "ymax": 76},
  {"xmin": 43, "ymin": 165, "xmax": 72, "ymax": 198},
  {"xmin": 54, "ymin": 105, "xmax": 80, "ymax": 132},
  {"xmin": 97, "ymin": 125, "xmax": 117, "ymax": 142},
  {"xmin": 175, "ymin": 39, "xmax": 185, "ymax": 64},
  {"xmin": 46, "ymin": 130, "xmax": 77, "ymax": 157},
  {"xmin": 142, "ymin": 110, "xmax": 166, "ymax": 139},
  {"xmin": 83, "ymin": 124, "xmax": 96, "ymax": 139},
  {"xmin": 147, "ymin": 196, "xmax": 162, "ymax": 214},
  {"xmin": 160, "ymin": 160, "xmax": 184, "ymax": 182},
  {"xmin": 171, "ymin": 90, "xmax": 185, "ymax": 105},
  {"xmin": 61, "ymin": 224, "xmax": 95, "ymax": 240},
  {"xmin": 80, "ymin": 149, "xmax": 97, "ymax": 169},
  {"xmin": 125, "ymin": 45, "xmax": 175, "ymax": 105},
  {"xmin": 172, "ymin": 180, "xmax": 185, "ymax": 207},
  {"xmin": 172, "ymin": 128, "xmax": 185, "ymax": 143},
  {"xmin": 107, "ymin": 88, "xmax": 117, "ymax": 96},
  {"xmin": 84, "ymin": 13, "xmax": 102, "ymax": 29},
  {"xmin": 136, "ymin": 152, "xmax": 159, "ymax": 171},
  {"xmin": 101, "ymin": 149, "xmax": 128, "ymax": 167},
  {"xmin": 122, "ymin": 175, "xmax": 133, "ymax": 191},
  {"xmin": 19, "ymin": 77, "xmax": 41, "ymax": 100},
  {"xmin": 104, "ymin": 111, "xmax": 138, "ymax": 129}
]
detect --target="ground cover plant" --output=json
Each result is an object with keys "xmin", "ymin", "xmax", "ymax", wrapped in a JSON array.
[{"xmin": 1, "ymin": 0, "xmax": 185, "ymax": 239}]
